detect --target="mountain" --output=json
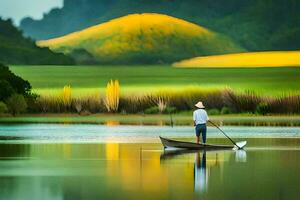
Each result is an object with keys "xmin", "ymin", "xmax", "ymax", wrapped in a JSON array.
[
  {"xmin": 37, "ymin": 13, "xmax": 244, "ymax": 64},
  {"xmin": 20, "ymin": 0, "xmax": 300, "ymax": 51},
  {"xmin": 0, "ymin": 18, "xmax": 74, "ymax": 65}
]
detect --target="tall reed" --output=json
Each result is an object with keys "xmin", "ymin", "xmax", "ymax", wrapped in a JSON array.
[
  {"xmin": 222, "ymin": 89, "xmax": 262, "ymax": 113},
  {"xmin": 62, "ymin": 85, "xmax": 72, "ymax": 107},
  {"xmin": 105, "ymin": 80, "xmax": 120, "ymax": 112}
]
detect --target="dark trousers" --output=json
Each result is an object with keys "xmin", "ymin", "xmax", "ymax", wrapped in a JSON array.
[{"xmin": 195, "ymin": 124, "xmax": 207, "ymax": 143}]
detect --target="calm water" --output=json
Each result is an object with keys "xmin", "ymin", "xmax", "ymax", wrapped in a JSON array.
[{"xmin": 0, "ymin": 124, "xmax": 300, "ymax": 200}]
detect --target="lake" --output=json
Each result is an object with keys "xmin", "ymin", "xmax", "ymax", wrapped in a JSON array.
[{"xmin": 0, "ymin": 124, "xmax": 299, "ymax": 200}]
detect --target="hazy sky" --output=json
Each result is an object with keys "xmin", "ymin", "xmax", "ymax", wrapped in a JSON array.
[{"xmin": 0, "ymin": 0, "xmax": 63, "ymax": 25}]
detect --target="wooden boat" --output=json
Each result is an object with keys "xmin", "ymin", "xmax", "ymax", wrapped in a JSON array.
[{"xmin": 159, "ymin": 136, "xmax": 245, "ymax": 150}]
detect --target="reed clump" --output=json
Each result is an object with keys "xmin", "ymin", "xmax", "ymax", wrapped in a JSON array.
[
  {"xmin": 30, "ymin": 86, "xmax": 300, "ymax": 115},
  {"xmin": 62, "ymin": 85, "xmax": 72, "ymax": 107},
  {"xmin": 222, "ymin": 89, "xmax": 263, "ymax": 113},
  {"xmin": 105, "ymin": 80, "xmax": 120, "ymax": 112}
]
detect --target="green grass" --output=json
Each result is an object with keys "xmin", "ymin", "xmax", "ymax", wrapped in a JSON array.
[{"xmin": 10, "ymin": 65, "xmax": 300, "ymax": 96}]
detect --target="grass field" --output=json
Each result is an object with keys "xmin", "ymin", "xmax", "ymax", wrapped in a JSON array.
[
  {"xmin": 174, "ymin": 51, "xmax": 300, "ymax": 68},
  {"xmin": 10, "ymin": 65, "xmax": 300, "ymax": 96}
]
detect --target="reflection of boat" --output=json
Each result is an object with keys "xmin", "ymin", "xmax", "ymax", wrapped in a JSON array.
[
  {"xmin": 160, "ymin": 148, "xmax": 232, "ymax": 160},
  {"xmin": 160, "ymin": 136, "xmax": 235, "ymax": 150},
  {"xmin": 160, "ymin": 149, "xmax": 199, "ymax": 160}
]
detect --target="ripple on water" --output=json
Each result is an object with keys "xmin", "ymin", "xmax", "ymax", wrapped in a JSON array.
[{"xmin": 0, "ymin": 124, "xmax": 299, "ymax": 144}]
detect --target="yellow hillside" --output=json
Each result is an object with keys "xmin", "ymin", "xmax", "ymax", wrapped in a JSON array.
[
  {"xmin": 174, "ymin": 51, "xmax": 300, "ymax": 68},
  {"xmin": 37, "ymin": 13, "xmax": 244, "ymax": 64}
]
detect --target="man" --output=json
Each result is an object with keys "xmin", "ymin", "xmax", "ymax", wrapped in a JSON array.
[{"xmin": 193, "ymin": 101, "xmax": 209, "ymax": 144}]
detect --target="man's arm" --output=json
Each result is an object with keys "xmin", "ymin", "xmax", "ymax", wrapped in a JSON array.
[{"xmin": 193, "ymin": 111, "xmax": 196, "ymax": 126}]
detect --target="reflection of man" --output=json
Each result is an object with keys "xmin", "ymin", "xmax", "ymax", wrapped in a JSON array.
[{"xmin": 194, "ymin": 151, "xmax": 207, "ymax": 193}]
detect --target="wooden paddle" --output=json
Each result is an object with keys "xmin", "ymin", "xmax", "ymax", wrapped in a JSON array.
[{"xmin": 208, "ymin": 120, "xmax": 246, "ymax": 149}]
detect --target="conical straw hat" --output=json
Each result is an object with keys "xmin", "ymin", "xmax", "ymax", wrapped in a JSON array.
[{"xmin": 195, "ymin": 101, "xmax": 205, "ymax": 109}]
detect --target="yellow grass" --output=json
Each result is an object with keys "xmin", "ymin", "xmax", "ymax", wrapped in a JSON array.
[
  {"xmin": 62, "ymin": 85, "xmax": 72, "ymax": 106},
  {"xmin": 174, "ymin": 51, "xmax": 300, "ymax": 68},
  {"xmin": 105, "ymin": 80, "xmax": 120, "ymax": 112}
]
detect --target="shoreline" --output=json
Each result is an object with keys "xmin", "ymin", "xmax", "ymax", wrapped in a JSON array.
[{"xmin": 1, "ymin": 114, "xmax": 300, "ymax": 126}]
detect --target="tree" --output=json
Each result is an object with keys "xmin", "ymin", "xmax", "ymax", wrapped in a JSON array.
[
  {"xmin": 0, "ymin": 63, "xmax": 36, "ymax": 114},
  {"xmin": 6, "ymin": 94, "xmax": 27, "ymax": 116},
  {"xmin": 0, "ymin": 80, "xmax": 14, "ymax": 101},
  {"xmin": 0, "ymin": 102, "xmax": 8, "ymax": 114},
  {"xmin": 0, "ymin": 63, "xmax": 32, "ymax": 100}
]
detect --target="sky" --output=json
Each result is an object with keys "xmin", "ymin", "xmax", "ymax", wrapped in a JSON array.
[{"xmin": 0, "ymin": 0, "xmax": 63, "ymax": 25}]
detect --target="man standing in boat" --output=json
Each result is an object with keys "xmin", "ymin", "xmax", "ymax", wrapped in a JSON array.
[{"xmin": 193, "ymin": 102, "xmax": 209, "ymax": 144}]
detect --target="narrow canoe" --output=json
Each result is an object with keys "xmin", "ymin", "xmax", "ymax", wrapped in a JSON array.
[{"xmin": 159, "ymin": 136, "xmax": 235, "ymax": 150}]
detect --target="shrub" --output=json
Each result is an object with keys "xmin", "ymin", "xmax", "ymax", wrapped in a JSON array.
[
  {"xmin": 221, "ymin": 107, "xmax": 232, "ymax": 114},
  {"xmin": 0, "ymin": 101, "xmax": 8, "ymax": 113},
  {"xmin": 256, "ymin": 102, "xmax": 269, "ymax": 115},
  {"xmin": 164, "ymin": 106, "xmax": 177, "ymax": 114},
  {"xmin": 208, "ymin": 108, "xmax": 220, "ymax": 115},
  {"xmin": 105, "ymin": 80, "xmax": 120, "ymax": 112},
  {"xmin": 25, "ymin": 93, "xmax": 39, "ymax": 113},
  {"xmin": 6, "ymin": 94, "xmax": 27, "ymax": 116},
  {"xmin": 144, "ymin": 106, "xmax": 160, "ymax": 114}
]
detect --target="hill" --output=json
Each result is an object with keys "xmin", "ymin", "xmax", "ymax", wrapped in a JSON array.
[
  {"xmin": 174, "ymin": 51, "xmax": 300, "ymax": 68},
  {"xmin": 0, "ymin": 18, "xmax": 74, "ymax": 65},
  {"xmin": 20, "ymin": 0, "xmax": 300, "ymax": 51},
  {"xmin": 37, "ymin": 13, "xmax": 244, "ymax": 64}
]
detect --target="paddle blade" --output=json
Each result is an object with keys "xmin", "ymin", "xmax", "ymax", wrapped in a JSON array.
[{"xmin": 235, "ymin": 141, "xmax": 247, "ymax": 149}]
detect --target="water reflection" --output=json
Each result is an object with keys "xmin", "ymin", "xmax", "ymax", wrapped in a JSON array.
[
  {"xmin": 194, "ymin": 151, "xmax": 207, "ymax": 194},
  {"xmin": 161, "ymin": 148, "xmax": 248, "ymax": 198},
  {"xmin": 0, "ymin": 142, "xmax": 299, "ymax": 200}
]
